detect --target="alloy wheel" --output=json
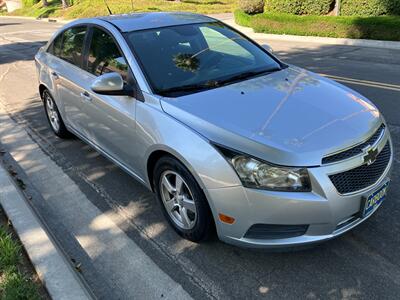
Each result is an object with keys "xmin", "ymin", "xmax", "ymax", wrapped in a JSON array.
[
  {"xmin": 159, "ymin": 170, "xmax": 197, "ymax": 230},
  {"xmin": 44, "ymin": 92, "xmax": 60, "ymax": 133}
]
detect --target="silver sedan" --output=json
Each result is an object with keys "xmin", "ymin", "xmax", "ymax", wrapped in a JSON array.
[{"xmin": 35, "ymin": 12, "xmax": 393, "ymax": 248}]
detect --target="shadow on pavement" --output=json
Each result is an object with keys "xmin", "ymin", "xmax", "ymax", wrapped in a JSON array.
[
  {"xmin": 0, "ymin": 41, "xmax": 46, "ymax": 65},
  {"xmin": 0, "ymin": 22, "xmax": 21, "ymax": 27}
]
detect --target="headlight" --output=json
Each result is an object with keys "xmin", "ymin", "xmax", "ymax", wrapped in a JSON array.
[{"xmin": 217, "ymin": 147, "xmax": 311, "ymax": 192}]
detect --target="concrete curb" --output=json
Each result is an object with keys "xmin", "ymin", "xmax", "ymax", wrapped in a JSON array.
[
  {"xmin": 0, "ymin": 15, "xmax": 72, "ymax": 24},
  {"xmin": 0, "ymin": 158, "xmax": 92, "ymax": 300},
  {"xmin": 251, "ymin": 32, "xmax": 400, "ymax": 50}
]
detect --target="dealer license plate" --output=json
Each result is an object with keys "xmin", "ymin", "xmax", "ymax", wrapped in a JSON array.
[{"xmin": 362, "ymin": 180, "xmax": 390, "ymax": 217}]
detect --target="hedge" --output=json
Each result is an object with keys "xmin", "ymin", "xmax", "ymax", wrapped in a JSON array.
[
  {"xmin": 234, "ymin": 9, "xmax": 400, "ymax": 41},
  {"xmin": 341, "ymin": 0, "xmax": 400, "ymax": 16},
  {"xmin": 265, "ymin": 0, "xmax": 334, "ymax": 15}
]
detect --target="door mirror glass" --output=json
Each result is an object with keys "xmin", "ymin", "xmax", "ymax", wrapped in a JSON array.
[{"xmin": 91, "ymin": 72, "xmax": 125, "ymax": 95}]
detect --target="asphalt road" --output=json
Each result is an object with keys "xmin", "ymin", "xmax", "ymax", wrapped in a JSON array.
[{"xmin": 1, "ymin": 17, "xmax": 400, "ymax": 299}]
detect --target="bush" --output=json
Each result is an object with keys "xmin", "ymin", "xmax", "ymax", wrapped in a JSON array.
[
  {"xmin": 265, "ymin": 0, "xmax": 302, "ymax": 14},
  {"xmin": 234, "ymin": 9, "xmax": 400, "ymax": 41},
  {"xmin": 22, "ymin": 0, "xmax": 39, "ymax": 7},
  {"xmin": 238, "ymin": 0, "xmax": 265, "ymax": 15},
  {"xmin": 301, "ymin": 0, "xmax": 334, "ymax": 15},
  {"xmin": 265, "ymin": 0, "xmax": 334, "ymax": 15},
  {"xmin": 341, "ymin": 0, "xmax": 400, "ymax": 16}
]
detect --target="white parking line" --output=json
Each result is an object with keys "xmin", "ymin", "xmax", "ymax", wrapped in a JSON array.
[{"xmin": 320, "ymin": 73, "xmax": 400, "ymax": 92}]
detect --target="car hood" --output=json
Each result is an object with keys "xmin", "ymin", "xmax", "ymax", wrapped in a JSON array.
[{"xmin": 160, "ymin": 67, "xmax": 382, "ymax": 166}]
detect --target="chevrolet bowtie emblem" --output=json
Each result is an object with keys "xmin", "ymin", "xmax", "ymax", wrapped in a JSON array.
[{"xmin": 363, "ymin": 146, "xmax": 379, "ymax": 165}]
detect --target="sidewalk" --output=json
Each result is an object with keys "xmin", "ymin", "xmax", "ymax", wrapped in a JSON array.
[{"xmin": 0, "ymin": 154, "xmax": 91, "ymax": 300}]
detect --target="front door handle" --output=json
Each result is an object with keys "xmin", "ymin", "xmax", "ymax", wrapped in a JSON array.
[
  {"xmin": 51, "ymin": 71, "xmax": 59, "ymax": 80},
  {"xmin": 80, "ymin": 91, "xmax": 92, "ymax": 102}
]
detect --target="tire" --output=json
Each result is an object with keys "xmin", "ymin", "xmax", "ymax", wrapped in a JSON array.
[
  {"xmin": 42, "ymin": 89, "xmax": 70, "ymax": 138},
  {"xmin": 153, "ymin": 156, "xmax": 214, "ymax": 242}
]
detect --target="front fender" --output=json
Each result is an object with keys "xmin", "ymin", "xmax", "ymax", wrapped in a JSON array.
[{"xmin": 136, "ymin": 95, "xmax": 241, "ymax": 191}]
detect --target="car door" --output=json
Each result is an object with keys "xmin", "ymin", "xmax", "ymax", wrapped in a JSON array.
[
  {"xmin": 80, "ymin": 26, "xmax": 139, "ymax": 172},
  {"xmin": 47, "ymin": 25, "xmax": 92, "ymax": 137}
]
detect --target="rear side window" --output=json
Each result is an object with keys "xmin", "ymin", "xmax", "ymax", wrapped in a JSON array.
[
  {"xmin": 48, "ymin": 34, "xmax": 63, "ymax": 57},
  {"xmin": 59, "ymin": 26, "xmax": 87, "ymax": 67},
  {"xmin": 86, "ymin": 27, "xmax": 128, "ymax": 81}
]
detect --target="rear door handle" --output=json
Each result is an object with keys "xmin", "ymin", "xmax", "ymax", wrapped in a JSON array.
[
  {"xmin": 51, "ymin": 71, "xmax": 59, "ymax": 79},
  {"xmin": 80, "ymin": 91, "xmax": 92, "ymax": 102}
]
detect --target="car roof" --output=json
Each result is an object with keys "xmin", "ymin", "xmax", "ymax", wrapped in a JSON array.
[{"xmin": 99, "ymin": 12, "xmax": 217, "ymax": 32}]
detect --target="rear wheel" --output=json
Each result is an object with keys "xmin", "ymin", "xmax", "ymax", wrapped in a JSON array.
[
  {"xmin": 43, "ymin": 89, "xmax": 70, "ymax": 138},
  {"xmin": 154, "ymin": 156, "xmax": 213, "ymax": 242}
]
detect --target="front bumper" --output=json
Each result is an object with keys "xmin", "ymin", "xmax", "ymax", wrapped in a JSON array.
[{"xmin": 205, "ymin": 139, "xmax": 393, "ymax": 249}]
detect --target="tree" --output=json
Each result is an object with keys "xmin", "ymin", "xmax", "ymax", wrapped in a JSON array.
[{"xmin": 42, "ymin": 0, "xmax": 48, "ymax": 7}]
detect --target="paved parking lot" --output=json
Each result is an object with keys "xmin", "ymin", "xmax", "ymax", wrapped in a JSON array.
[{"xmin": 1, "ymin": 17, "xmax": 400, "ymax": 299}]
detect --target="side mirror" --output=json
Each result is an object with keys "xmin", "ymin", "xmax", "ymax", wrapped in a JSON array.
[
  {"xmin": 91, "ymin": 72, "xmax": 132, "ymax": 96},
  {"xmin": 262, "ymin": 44, "xmax": 274, "ymax": 54}
]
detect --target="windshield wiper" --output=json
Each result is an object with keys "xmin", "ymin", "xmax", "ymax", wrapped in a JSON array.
[
  {"xmin": 158, "ymin": 83, "xmax": 217, "ymax": 96},
  {"xmin": 158, "ymin": 68, "xmax": 282, "ymax": 97},
  {"xmin": 217, "ymin": 67, "xmax": 282, "ymax": 86}
]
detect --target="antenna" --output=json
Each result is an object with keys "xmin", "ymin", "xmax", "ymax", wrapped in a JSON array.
[{"xmin": 103, "ymin": 0, "xmax": 113, "ymax": 15}]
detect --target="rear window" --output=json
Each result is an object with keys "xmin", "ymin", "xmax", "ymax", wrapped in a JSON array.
[
  {"xmin": 48, "ymin": 26, "xmax": 87, "ymax": 68},
  {"xmin": 48, "ymin": 34, "xmax": 62, "ymax": 57}
]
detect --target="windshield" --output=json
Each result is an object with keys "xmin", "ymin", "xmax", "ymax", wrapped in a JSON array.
[{"xmin": 126, "ymin": 22, "xmax": 282, "ymax": 97}]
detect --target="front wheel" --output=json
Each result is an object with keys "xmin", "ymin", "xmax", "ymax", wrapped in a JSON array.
[{"xmin": 154, "ymin": 156, "xmax": 213, "ymax": 242}]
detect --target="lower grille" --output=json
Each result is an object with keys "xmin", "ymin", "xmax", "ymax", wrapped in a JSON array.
[
  {"xmin": 329, "ymin": 142, "xmax": 391, "ymax": 194},
  {"xmin": 335, "ymin": 214, "xmax": 359, "ymax": 231},
  {"xmin": 244, "ymin": 224, "xmax": 309, "ymax": 240}
]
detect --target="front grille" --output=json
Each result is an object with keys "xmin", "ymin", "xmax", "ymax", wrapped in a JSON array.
[
  {"xmin": 244, "ymin": 224, "xmax": 309, "ymax": 240},
  {"xmin": 322, "ymin": 124, "xmax": 385, "ymax": 164},
  {"xmin": 329, "ymin": 142, "xmax": 391, "ymax": 194}
]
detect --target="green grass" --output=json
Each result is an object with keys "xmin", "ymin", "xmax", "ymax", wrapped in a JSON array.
[
  {"xmin": 0, "ymin": 229, "xmax": 21, "ymax": 271},
  {"xmin": 11, "ymin": 0, "xmax": 236, "ymax": 19},
  {"xmin": 0, "ymin": 225, "xmax": 42, "ymax": 300},
  {"xmin": 10, "ymin": 0, "xmax": 61, "ymax": 18},
  {"xmin": 234, "ymin": 9, "xmax": 400, "ymax": 41},
  {"xmin": 1, "ymin": 267, "xmax": 41, "ymax": 300}
]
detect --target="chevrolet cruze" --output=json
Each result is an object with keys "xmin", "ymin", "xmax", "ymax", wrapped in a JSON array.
[{"xmin": 35, "ymin": 12, "xmax": 393, "ymax": 248}]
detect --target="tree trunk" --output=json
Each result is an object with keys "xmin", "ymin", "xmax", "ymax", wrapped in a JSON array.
[
  {"xmin": 42, "ymin": 0, "xmax": 48, "ymax": 7},
  {"xmin": 61, "ymin": 0, "xmax": 69, "ymax": 9},
  {"xmin": 333, "ymin": 0, "xmax": 341, "ymax": 16}
]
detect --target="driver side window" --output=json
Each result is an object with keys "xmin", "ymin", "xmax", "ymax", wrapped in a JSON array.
[{"xmin": 86, "ymin": 27, "xmax": 128, "ymax": 81}]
